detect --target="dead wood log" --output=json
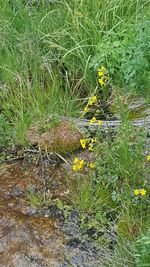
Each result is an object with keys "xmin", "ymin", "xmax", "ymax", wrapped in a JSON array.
[{"xmin": 61, "ymin": 108, "xmax": 150, "ymax": 132}]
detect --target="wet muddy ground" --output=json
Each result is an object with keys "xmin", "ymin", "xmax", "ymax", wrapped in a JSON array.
[{"xmin": 0, "ymin": 153, "xmax": 106, "ymax": 267}]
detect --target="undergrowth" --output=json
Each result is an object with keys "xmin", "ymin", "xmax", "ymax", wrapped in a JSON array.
[{"xmin": 66, "ymin": 91, "xmax": 150, "ymax": 266}]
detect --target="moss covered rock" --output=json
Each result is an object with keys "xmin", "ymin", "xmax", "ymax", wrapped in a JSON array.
[{"xmin": 26, "ymin": 120, "xmax": 82, "ymax": 154}]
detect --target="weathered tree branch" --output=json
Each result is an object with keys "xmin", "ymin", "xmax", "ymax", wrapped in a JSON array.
[{"xmin": 62, "ymin": 109, "xmax": 150, "ymax": 132}]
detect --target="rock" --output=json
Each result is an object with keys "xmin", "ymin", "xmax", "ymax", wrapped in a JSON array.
[{"xmin": 26, "ymin": 120, "xmax": 82, "ymax": 154}]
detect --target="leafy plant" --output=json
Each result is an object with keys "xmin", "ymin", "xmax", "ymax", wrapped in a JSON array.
[
  {"xmin": 134, "ymin": 230, "xmax": 150, "ymax": 266},
  {"xmin": 90, "ymin": 16, "xmax": 150, "ymax": 97},
  {"xmin": 25, "ymin": 186, "xmax": 44, "ymax": 209}
]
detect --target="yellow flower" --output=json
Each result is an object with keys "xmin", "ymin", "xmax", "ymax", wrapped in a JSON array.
[
  {"xmin": 134, "ymin": 189, "xmax": 139, "ymax": 195},
  {"xmin": 92, "ymin": 95, "xmax": 97, "ymax": 101},
  {"xmin": 98, "ymin": 70, "xmax": 104, "ymax": 77},
  {"xmin": 146, "ymin": 155, "xmax": 150, "ymax": 161},
  {"xmin": 139, "ymin": 189, "xmax": 146, "ymax": 196},
  {"xmin": 98, "ymin": 120, "xmax": 102, "ymax": 125},
  {"xmin": 88, "ymin": 143, "xmax": 94, "ymax": 151},
  {"xmin": 98, "ymin": 66, "xmax": 105, "ymax": 72},
  {"xmin": 72, "ymin": 165, "xmax": 78, "ymax": 171},
  {"xmin": 101, "ymin": 66, "xmax": 105, "ymax": 70},
  {"xmin": 89, "ymin": 116, "xmax": 96, "ymax": 125},
  {"xmin": 89, "ymin": 163, "xmax": 95, "ymax": 168},
  {"xmin": 89, "ymin": 95, "xmax": 97, "ymax": 106},
  {"xmin": 91, "ymin": 138, "xmax": 97, "ymax": 143},
  {"xmin": 80, "ymin": 159, "xmax": 84, "ymax": 165},
  {"xmin": 84, "ymin": 106, "xmax": 89, "ymax": 112},
  {"xmin": 89, "ymin": 100, "xmax": 93, "ymax": 106},
  {"xmin": 72, "ymin": 158, "xmax": 84, "ymax": 171},
  {"xmin": 98, "ymin": 78, "xmax": 105, "ymax": 86},
  {"xmin": 134, "ymin": 188, "xmax": 147, "ymax": 196},
  {"xmin": 73, "ymin": 157, "xmax": 79, "ymax": 164},
  {"xmin": 80, "ymin": 139, "xmax": 86, "ymax": 148},
  {"xmin": 78, "ymin": 159, "xmax": 84, "ymax": 169}
]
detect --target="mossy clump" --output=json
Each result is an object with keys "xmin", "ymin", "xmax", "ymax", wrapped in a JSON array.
[{"xmin": 26, "ymin": 120, "xmax": 83, "ymax": 154}]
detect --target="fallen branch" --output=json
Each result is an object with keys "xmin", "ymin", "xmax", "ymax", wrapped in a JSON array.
[{"xmin": 61, "ymin": 109, "xmax": 150, "ymax": 132}]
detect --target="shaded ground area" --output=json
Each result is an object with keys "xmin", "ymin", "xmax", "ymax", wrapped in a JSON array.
[{"xmin": 0, "ymin": 155, "xmax": 104, "ymax": 267}]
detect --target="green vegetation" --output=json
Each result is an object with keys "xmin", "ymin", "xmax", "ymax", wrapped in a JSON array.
[
  {"xmin": 134, "ymin": 230, "xmax": 150, "ymax": 266},
  {"xmin": 0, "ymin": 1, "xmax": 150, "ymax": 266},
  {"xmin": 67, "ymin": 92, "xmax": 149, "ymax": 265},
  {"xmin": 25, "ymin": 186, "xmax": 44, "ymax": 209}
]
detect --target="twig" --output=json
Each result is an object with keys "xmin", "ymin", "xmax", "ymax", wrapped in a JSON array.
[{"xmin": 55, "ymin": 152, "xmax": 71, "ymax": 165}]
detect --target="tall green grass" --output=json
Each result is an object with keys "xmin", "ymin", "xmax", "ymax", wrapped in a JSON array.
[{"xmin": 0, "ymin": 0, "xmax": 149, "ymax": 145}]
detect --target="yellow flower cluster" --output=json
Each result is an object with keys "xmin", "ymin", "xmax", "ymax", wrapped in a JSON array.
[
  {"xmin": 89, "ymin": 116, "xmax": 96, "ymax": 124},
  {"xmin": 72, "ymin": 157, "xmax": 95, "ymax": 171},
  {"xmin": 146, "ymin": 155, "xmax": 150, "ymax": 161},
  {"xmin": 134, "ymin": 189, "xmax": 146, "ymax": 196},
  {"xmin": 98, "ymin": 66, "xmax": 106, "ymax": 86},
  {"xmin": 82, "ymin": 93, "xmax": 102, "ymax": 126},
  {"xmin": 80, "ymin": 137, "xmax": 97, "ymax": 150},
  {"xmin": 80, "ymin": 139, "xmax": 86, "ymax": 148},
  {"xmin": 88, "ymin": 137, "xmax": 97, "ymax": 151},
  {"xmin": 89, "ymin": 95, "xmax": 97, "ymax": 106},
  {"xmin": 73, "ymin": 137, "xmax": 97, "ymax": 171},
  {"xmin": 80, "ymin": 88, "xmax": 102, "ymax": 167},
  {"xmin": 84, "ymin": 95, "xmax": 97, "ymax": 114},
  {"xmin": 89, "ymin": 116, "xmax": 102, "ymax": 125},
  {"xmin": 72, "ymin": 157, "xmax": 84, "ymax": 171}
]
